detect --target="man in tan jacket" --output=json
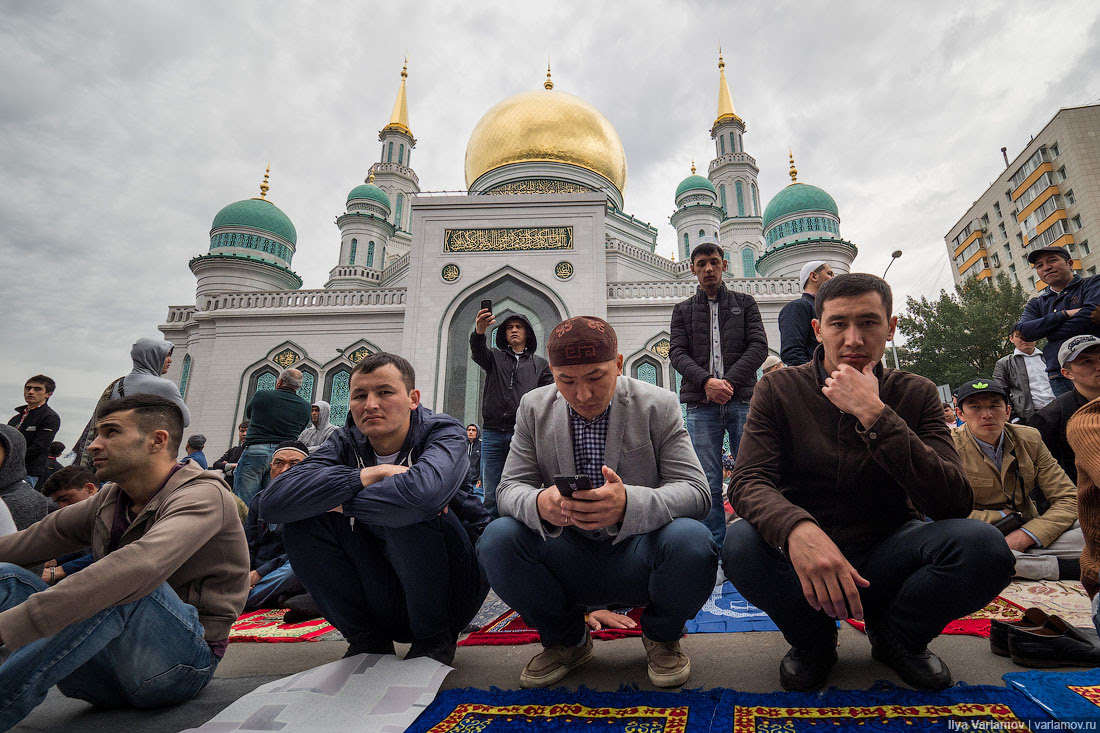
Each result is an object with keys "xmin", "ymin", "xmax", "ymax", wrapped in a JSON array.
[
  {"xmin": 952, "ymin": 378, "xmax": 1082, "ymax": 581},
  {"xmin": 0, "ymin": 394, "xmax": 249, "ymax": 729}
]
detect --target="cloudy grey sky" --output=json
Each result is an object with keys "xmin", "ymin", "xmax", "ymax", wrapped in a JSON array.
[{"xmin": 2, "ymin": 1, "xmax": 1098, "ymax": 450}]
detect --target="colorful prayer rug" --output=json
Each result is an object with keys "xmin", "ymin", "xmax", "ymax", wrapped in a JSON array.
[
  {"xmin": 1005, "ymin": 668, "xmax": 1100, "ymax": 724},
  {"xmin": 685, "ymin": 581, "xmax": 779, "ymax": 634},
  {"xmin": 406, "ymin": 682, "xmax": 1051, "ymax": 732},
  {"xmin": 228, "ymin": 608, "xmax": 336, "ymax": 643},
  {"xmin": 459, "ymin": 608, "xmax": 644, "ymax": 646},
  {"xmin": 847, "ymin": 595, "xmax": 1026, "ymax": 638},
  {"xmin": 999, "ymin": 579, "xmax": 1093, "ymax": 628}
]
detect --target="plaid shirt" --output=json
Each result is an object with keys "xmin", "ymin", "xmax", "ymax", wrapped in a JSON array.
[{"xmin": 568, "ymin": 402, "xmax": 612, "ymax": 488}]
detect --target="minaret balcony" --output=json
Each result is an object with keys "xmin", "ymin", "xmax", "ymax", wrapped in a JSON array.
[
  {"xmin": 370, "ymin": 162, "xmax": 419, "ymax": 185},
  {"xmin": 709, "ymin": 153, "xmax": 757, "ymax": 171}
]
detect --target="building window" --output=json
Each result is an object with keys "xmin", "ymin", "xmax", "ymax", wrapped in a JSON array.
[
  {"xmin": 387, "ymin": 142, "xmax": 393, "ymax": 163},
  {"xmin": 990, "ymin": 253, "xmax": 1000, "ymax": 268},
  {"xmin": 1057, "ymin": 166, "xmax": 1067, "ymax": 182},
  {"xmin": 296, "ymin": 368, "xmax": 317, "ymax": 403},
  {"xmin": 247, "ymin": 367, "xmax": 279, "ymax": 405},
  {"xmin": 1005, "ymin": 191, "xmax": 1013, "ymax": 205},
  {"xmin": 1082, "ymin": 240, "xmax": 1091, "ymax": 256},
  {"xmin": 723, "ymin": 249, "xmax": 730, "ymax": 266},
  {"xmin": 632, "ymin": 359, "xmax": 661, "ymax": 386},
  {"xmin": 719, "ymin": 136, "xmax": 726, "ymax": 155},
  {"xmin": 719, "ymin": 184, "xmax": 727, "ymax": 212},
  {"xmin": 1028, "ymin": 276, "xmax": 1036, "ymax": 290},
  {"xmin": 994, "ymin": 202, "xmax": 1001, "ymax": 218},
  {"xmin": 1004, "ymin": 244, "xmax": 1011, "ymax": 259},
  {"xmin": 1071, "ymin": 215, "xmax": 1082, "ymax": 231},
  {"xmin": 398, "ymin": 144, "xmax": 405, "ymax": 165},
  {"xmin": 735, "ymin": 181, "xmax": 745, "ymax": 216},
  {"xmin": 1089, "ymin": 267, "xmax": 1097, "ymax": 277},
  {"xmin": 730, "ymin": 133, "xmax": 736, "ymax": 153},
  {"xmin": 1066, "ymin": 189, "xmax": 1075, "ymax": 205},
  {"xmin": 698, "ymin": 229, "xmax": 705, "ymax": 238},
  {"xmin": 179, "ymin": 354, "xmax": 192, "ymax": 399},
  {"xmin": 998, "ymin": 222, "xmax": 1007, "ymax": 239},
  {"xmin": 349, "ymin": 238, "xmax": 357, "ymax": 264},
  {"xmin": 1051, "ymin": 143, "xmax": 1060, "ymax": 157},
  {"xmin": 751, "ymin": 183, "xmax": 759, "ymax": 216},
  {"xmin": 982, "ymin": 213, "xmax": 990, "ymax": 225},
  {"xmin": 367, "ymin": 241, "xmax": 375, "ymax": 268},
  {"xmin": 1016, "ymin": 233, "xmax": 1024, "ymax": 245},
  {"xmin": 682, "ymin": 232, "xmax": 689, "ymax": 260},
  {"xmin": 405, "ymin": 148, "xmax": 410, "ymax": 167},
  {"xmin": 1009, "ymin": 263, "xmax": 1017, "ymax": 279},
  {"xmin": 326, "ymin": 369, "xmax": 352, "ymax": 427},
  {"xmin": 395, "ymin": 194, "xmax": 405, "ymax": 230},
  {"xmin": 741, "ymin": 247, "xmax": 756, "ymax": 277}
]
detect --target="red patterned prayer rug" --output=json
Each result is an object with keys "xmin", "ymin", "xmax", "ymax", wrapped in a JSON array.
[
  {"xmin": 847, "ymin": 595, "xmax": 1026, "ymax": 638},
  {"xmin": 229, "ymin": 608, "xmax": 336, "ymax": 643},
  {"xmin": 458, "ymin": 607, "xmax": 644, "ymax": 646}
]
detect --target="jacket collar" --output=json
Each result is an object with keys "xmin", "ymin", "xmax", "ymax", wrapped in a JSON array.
[
  {"xmin": 693, "ymin": 283, "xmax": 727, "ymax": 303},
  {"xmin": 1040, "ymin": 274, "xmax": 1082, "ymax": 298},
  {"xmin": 98, "ymin": 460, "xmax": 212, "ymax": 523}
]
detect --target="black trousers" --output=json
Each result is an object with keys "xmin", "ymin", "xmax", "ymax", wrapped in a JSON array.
[
  {"xmin": 283, "ymin": 511, "xmax": 488, "ymax": 648},
  {"xmin": 722, "ymin": 518, "xmax": 1014, "ymax": 650}
]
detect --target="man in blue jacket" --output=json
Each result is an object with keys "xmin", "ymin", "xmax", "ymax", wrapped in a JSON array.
[
  {"xmin": 260, "ymin": 353, "xmax": 489, "ymax": 664},
  {"xmin": 1015, "ymin": 246, "xmax": 1100, "ymax": 395}
]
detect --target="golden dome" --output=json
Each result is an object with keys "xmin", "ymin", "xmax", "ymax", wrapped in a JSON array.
[{"xmin": 464, "ymin": 87, "xmax": 628, "ymax": 193}]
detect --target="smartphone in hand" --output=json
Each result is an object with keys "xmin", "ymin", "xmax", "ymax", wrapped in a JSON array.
[
  {"xmin": 554, "ymin": 475, "xmax": 593, "ymax": 498},
  {"xmin": 480, "ymin": 299, "xmax": 492, "ymax": 314}
]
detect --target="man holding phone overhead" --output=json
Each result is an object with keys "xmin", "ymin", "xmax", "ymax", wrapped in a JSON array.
[
  {"xmin": 479, "ymin": 316, "xmax": 715, "ymax": 690},
  {"xmin": 470, "ymin": 302, "xmax": 553, "ymax": 518}
]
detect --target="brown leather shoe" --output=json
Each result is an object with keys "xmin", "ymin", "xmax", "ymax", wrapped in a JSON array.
[
  {"xmin": 642, "ymin": 636, "xmax": 691, "ymax": 688},
  {"xmin": 519, "ymin": 635, "xmax": 594, "ymax": 688}
]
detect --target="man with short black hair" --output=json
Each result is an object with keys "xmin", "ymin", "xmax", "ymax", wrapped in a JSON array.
[
  {"xmin": 213, "ymin": 421, "xmax": 249, "ymax": 488},
  {"xmin": 234, "ymin": 369, "xmax": 311, "ymax": 505},
  {"xmin": 0, "ymin": 394, "xmax": 248, "ymax": 728},
  {"xmin": 725, "ymin": 273, "xmax": 1012, "ymax": 692},
  {"xmin": 952, "ymin": 379, "xmax": 1081, "ymax": 581},
  {"xmin": 9, "ymin": 375, "xmax": 61, "ymax": 489},
  {"xmin": 670, "ymin": 238, "xmax": 768, "ymax": 545},
  {"xmin": 1014, "ymin": 246, "xmax": 1100, "ymax": 395},
  {"xmin": 994, "ymin": 330, "xmax": 1055, "ymax": 422},
  {"xmin": 1027, "ymin": 335, "xmax": 1100, "ymax": 483},
  {"xmin": 184, "ymin": 434, "xmax": 208, "ymax": 469},
  {"xmin": 39, "ymin": 466, "xmax": 100, "ymax": 584},
  {"xmin": 779, "ymin": 260, "xmax": 835, "ymax": 367},
  {"xmin": 261, "ymin": 353, "xmax": 489, "ymax": 664}
]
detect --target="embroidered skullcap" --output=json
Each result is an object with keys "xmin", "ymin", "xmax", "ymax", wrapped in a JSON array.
[{"xmin": 547, "ymin": 316, "xmax": 618, "ymax": 366}]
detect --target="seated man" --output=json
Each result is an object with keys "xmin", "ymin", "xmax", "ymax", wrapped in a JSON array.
[
  {"xmin": 724, "ymin": 273, "xmax": 1013, "ymax": 692},
  {"xmin": 183, "ymin": 434, "xmax": 208, "ymax": 469},
  {"xmin": 40, "ymin": 466, "xmax": 101, "ymax": 584},
  {"xmin": 260, "ymin": 353, "xmax": 489, "ymax": 664},
  {"xmin": 1066, "ymin": 395, "xmax": 1100, "ymax": 630},
  {"xmin": 952, "ymin": 378, "xmax": 1082, "ymax": 581},
  {"xmin": 479, "ymin": 316, "xmax": 715, "ymax": 689},
  {"xmin": 244, "ymin": 441, "xmax": 312, "ymax": 613},
  {"xmin": 0, "ymin": 395, "xmax": 248, "ymax": 729},
  {"xmin": 1027, "ymin": 335, "xmax": 1100, "ymax": 483}
]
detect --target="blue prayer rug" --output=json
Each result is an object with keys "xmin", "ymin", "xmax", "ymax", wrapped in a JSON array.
[
  {"xmin": 1004, "ymin": 668, "xmax": 1100, "ymax": 725},
  {"xmin": 684, "ymin": 581, "xmax": 779, "ymax": 634}
]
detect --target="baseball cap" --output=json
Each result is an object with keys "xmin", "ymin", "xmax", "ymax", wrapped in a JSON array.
[
  {"xmin": 1026, "ymin": 246, "xmax": 1071, "ymax": 265},
  {"xmin": 954, "ymin": 378, "xmax": 1010, "ymax": 407},
  {"xmin": 799, "ymin": 260, "xmax": 828, "ymax": 289},
  {"xmin": 1058, "ymin": 334, "xmax": 1100, "ymax": 367}
]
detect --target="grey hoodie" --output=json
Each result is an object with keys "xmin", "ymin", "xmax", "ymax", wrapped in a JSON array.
[
  {"xmin": 110, "ymin": 337, "xmax": 191, "ymax": 426},
  {"xmin": 298, "ymin": 400, "xmax": 338, "ymax": 452},
  {"xmin": 0, "ymin": 424, "xmax": 54, "ymax": 530}
]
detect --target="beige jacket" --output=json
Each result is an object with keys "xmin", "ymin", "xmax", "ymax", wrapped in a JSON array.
[
  {"xmin": 952, "ymin": 422, "xmax": 1078, "ymax": 548},
  {"xmin": 0, "ymin": 461, "xmax": 248, "ymax": 650}
]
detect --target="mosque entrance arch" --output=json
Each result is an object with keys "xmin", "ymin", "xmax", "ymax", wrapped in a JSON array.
[{"xmin": 442, "ymin": 273, "xmax": 564, "ymax": 426}]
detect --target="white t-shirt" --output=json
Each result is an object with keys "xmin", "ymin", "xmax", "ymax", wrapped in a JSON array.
[{"xmin": 374, "ymin": 451, "xmax": 400, "ymax": 465}]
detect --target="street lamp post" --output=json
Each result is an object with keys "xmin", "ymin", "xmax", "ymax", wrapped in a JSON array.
[{"xmin": 883, "ymin": 250, "xmax": 903, "ymax": 369}]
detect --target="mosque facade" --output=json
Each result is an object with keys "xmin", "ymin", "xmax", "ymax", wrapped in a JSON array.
[{"xmin": 159, "ymin": 57, "xmax": 858, "ymax": 453}]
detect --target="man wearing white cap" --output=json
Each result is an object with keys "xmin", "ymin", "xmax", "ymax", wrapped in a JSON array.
[
  {"xmin": 778, "ymin": 261, "xmax": 834, "ymax": 367},
  {"xmin": 1027, "ymin": 334, "xmax": 1100, "ymax": 483}
]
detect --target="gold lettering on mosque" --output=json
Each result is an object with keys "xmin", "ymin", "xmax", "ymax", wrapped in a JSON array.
[
  {"xmin": 443, "ymin": 226, "xmax": 573, "ymax": 253},
  {"xmin": 272, "ymin": 348, "xmax": 300, "ymax": 368},
  {"xmin": 485, "ymin": 180, "xmax": 593, "ymax": 195}
]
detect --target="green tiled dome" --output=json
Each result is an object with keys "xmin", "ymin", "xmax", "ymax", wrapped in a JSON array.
[
  {"xmin": 762, "ymin": 183, "xmax": 838, "ymax": 229},
  {"xmin": 211, "ymin": 198, "xmax": 297, "ymax": 245},
  {"xmin": 675, "ymin": 174, "xmax": 716, "ymax": 200},
  {"xmin": 347, "ymin": 183, "xmax": 391, "ymax": 209}
]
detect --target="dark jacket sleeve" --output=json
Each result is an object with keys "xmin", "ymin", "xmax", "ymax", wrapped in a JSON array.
[
  {"xmin": 1015, "ymin": 296, "xmax": 1074, "ymax": 341},
  {"xmin": 856, "ymin": 377, "xmax": 973, "ymax": 520},
  {"xmin": 212, "ymin": 448, "xmax": 233, "ymax": 472},
  {"xmin": 59, "ymin": 553, "xmax": 94, "ymax": 576},
  {"xmin": 244, "ymin": 492, "xmax": 262, "ymax": 568},
  {"xmin": 669, "ymin": 302, "xmax": 711, "ymax": 391},
  {"xmin": 779, "ymin": 300, "xmax": 812, "ymax": 366},
  {"xmin": 25, "ymin": 411, "xmax": 60, "ymax": 470},
  {"xmin": 470, "ymin": 332, "xmax": 493, "ymax": 372},
  {"xmin": 537, "ymin": 358, "xmax": 554, "ymax": 387},
  {"xmin": 724, "ymin": 296, "xmax": 768, "ymax": 389},
  {"xmin": 259, "ymin": 436, "xmax": 362, "ymax": 523}
]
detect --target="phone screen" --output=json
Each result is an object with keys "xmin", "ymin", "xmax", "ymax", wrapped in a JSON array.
[{"xmin": 554, "ymin": 475, "xmax": 593, "ymax": 498}]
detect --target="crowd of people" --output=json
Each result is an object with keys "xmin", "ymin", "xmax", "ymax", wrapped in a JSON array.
[{"xmin": 0, "ymin": 240, "xmax": 1099, "ymax": 728}]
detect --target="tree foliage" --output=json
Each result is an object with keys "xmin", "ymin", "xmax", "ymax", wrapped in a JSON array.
[{"xmin": 896, "ymin": 273, "xmax": 1030, "ymax": 389}]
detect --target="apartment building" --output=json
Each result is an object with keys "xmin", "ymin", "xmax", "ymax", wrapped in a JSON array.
[{"xmin": 946, "ymin": 103, "xmax": 1100, "ymax": 294}]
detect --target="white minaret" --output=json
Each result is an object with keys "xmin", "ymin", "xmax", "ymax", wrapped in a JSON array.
[
  {"xmin": 670, "ymin": 161, "xmax": 724, "ymax": 263},
  {"xmin": 326, "ymin": 171, "xmax": 396, "ymax": 289},
  {"xmin": 372, "ymin": 60, "xmax": 420, "ymax": 264}
]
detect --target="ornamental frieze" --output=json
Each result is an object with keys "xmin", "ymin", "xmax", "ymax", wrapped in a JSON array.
[
  {"xmin": 443, "ymin": 226, "xmax": 573, "ymax": 253},
  {"xmin": 485, "ymin": 180, "xmax": 593, "ymax": 195}
]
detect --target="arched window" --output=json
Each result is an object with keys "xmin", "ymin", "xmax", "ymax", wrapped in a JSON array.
[
  {"xmin": 398, "ymin": 144, "xmax": 404, "ymax": 165},
  {"xmin": 405, "ymin": 148, "xmax": 410, "ymax": 167},
  {"xmin": 379, "ymin": 245, "xmax": 386, "ymax": 268},
  {"xmin": 735, "ymin": 181, "xmax": 745, "ymax": 216},
  {"xmin": 296, "ymin": 367, "xmax": 317, "ymax": 403},
  {"xmin": 387, "ymin": 142, "xmax": 393, "ymax": 162},
  {"xmin": 396, "ymin": 194, "xmax": 405, "ymax": 230},
  {"xmin": 349, "ymin": 238, "xmax": 357, "ymax": 265},
  {"xmin": 632, "ymin": 358, "xmax": 662, "ymax": 386},
  {"xmin": 741, "ymin": 247, "xmax": 756, "ymax": 277},
  {"xmin": 682, "ymin": 232, "xmax": 689, "ymax": 260},
  {"xmin": 698, "ymin": 229, "xmax": 705, "ymax": 238},
  {"xmin": 719, "ymin": 136, "xmax": 726, "ymax": 155},
  {"xmin": 724, "ymin": 249, "xmax": 731, "ymax": 267},
  {"xmin": 751, "ymin": 183, "xmax": 759, "ymax": 216},
  {"xmin": 381, "ymin": 143, "xmax": 385, "ymax": 160},
  {"xmin": 719, "ymin": 184, "xmax": 727, "ymax": 213},
  {"xmin": 179, "ymin": 354, "xmax": 192, "ymax": 399},
  {"xmin": 247, "ymin": 367, "xmax": 279, "ymax": 405},
  {"xmin": 730, "ymin": 133, "xmax": 737, "ymax": 153},
  {"xmin": 367, "ymin": 241, "xmax": 375, "ymax": 268},
  {"xmin": 326, "ymin": 369, "xmax": 352, "ymax": 427}
]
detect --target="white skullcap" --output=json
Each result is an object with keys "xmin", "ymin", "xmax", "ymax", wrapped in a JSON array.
[{"xmin": 799, "ymin": 261, "xmax": 828, "ymax": 290}]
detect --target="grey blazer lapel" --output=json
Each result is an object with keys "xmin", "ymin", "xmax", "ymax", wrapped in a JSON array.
[
  {"xmin": 553, "ymin": 392, "xmax": 576, "ymax": 475},
  {"xmin": 603, "ymin": 378, "xmax": 628, "ymax": 473}
]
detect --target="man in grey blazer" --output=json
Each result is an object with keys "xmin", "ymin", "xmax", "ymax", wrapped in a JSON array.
[{"xmin": 478, "ymin": 316, "xmax": 717, "ymax": 690}]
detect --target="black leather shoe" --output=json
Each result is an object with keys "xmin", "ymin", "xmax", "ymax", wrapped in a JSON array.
[
  {"xmin": 867, "ymin": 623, "xmax": 952, "ymax": 691},
  {"xmin": 406, "ymin": 635, "xmax": 458, "ymax": 665},
  {"xmin": 779, "ymin": 629, "xmax": 838, "ymax": 691},
  {"xmin": 1008, "ymin": 615, "xmax": 1100, "ymax": 668},
  {"xmin": 990, "ymin": 607, "xmax": 1049, "ymax": 657}
]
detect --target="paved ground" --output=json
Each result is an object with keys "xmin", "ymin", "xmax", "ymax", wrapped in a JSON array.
[{"xmin": 15, "ymin": 623, "xmax": 1088, "ymax": 732}]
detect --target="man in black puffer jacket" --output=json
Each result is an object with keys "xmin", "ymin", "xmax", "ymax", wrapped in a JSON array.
[
  {"xmin": 670, "ymin": 238, "xmax": 768, "ymax": 546},
  {"xmin": 470, "ymin": 311, "xmax": 553, "ymax": 518}
]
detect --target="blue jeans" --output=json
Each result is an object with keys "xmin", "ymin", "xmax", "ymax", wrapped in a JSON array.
[
  {"xmin": 1050, "ymin": 375, "xmax": 1074, "ymax": 396},
  {"xmin": 234, "ymin": 442, "xmax": 278, "ymax": 506},
  {"xmin": 478, "ymin": 517, "xmax": 718, "ymax": 647},
  {"xmin": 722, "ymin": 518, "xmax": 1013, "ymax": 651},
  {"xmin": 245, "ymin": 560, "xmax": 306, "ymax": 611},
  {"xmin": 24, "ymin": 476, "xmax": 38, "ymax": 489},
  {"xmin": 685, "ymin": 400, "xmax": 750, "ymax": 546},
  {"xmin": 480, "ymin": 429, "xmax": 513, "ymax": 519},
  {"xmin": 0, "ymin": 563, "xmax": 216, "ymax": 730}
]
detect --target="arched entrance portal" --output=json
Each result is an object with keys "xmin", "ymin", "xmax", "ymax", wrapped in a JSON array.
[{"xmin": 443, "ymin": 275, "xmax": 563, "ymax": 426}]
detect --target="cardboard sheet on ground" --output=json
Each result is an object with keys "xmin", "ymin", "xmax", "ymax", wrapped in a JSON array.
[{"xmin": 179, "ymin": 653, "xmax": 451, "ymax": 733}]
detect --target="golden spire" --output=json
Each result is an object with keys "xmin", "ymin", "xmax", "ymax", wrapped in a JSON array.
[
  {"xmin": 544, "ymin": 60, "xmax": 554, "ymax": 90},
  {"xmin": 714, "ymin": 48, "xmax": 741, "ymax": 128},
  {"xmin": 258, "ymin": 163, "xmax": 270, "ymax": 200},
  {"xmin": 691, "ymin": 159, "xmax": 696, "ymax": 175},
  {"xmin": 788, "ymin": 148, "xmax": 799, "ymax": 184},
  {"xmin": 382, "ymin": 59, "xmax": 412, "ymax": 136},
  {"xmin": 368, "ymin": 170, "xmax": 375, "ymax": 184}
]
